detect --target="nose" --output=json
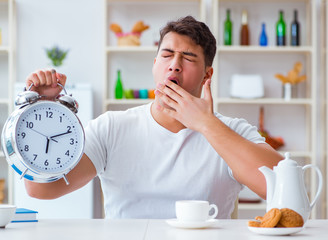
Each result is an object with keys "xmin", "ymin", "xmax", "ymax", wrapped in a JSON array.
[{"xmin": 168, "ymin": 56, "xmax": 182, "ymax": 73}]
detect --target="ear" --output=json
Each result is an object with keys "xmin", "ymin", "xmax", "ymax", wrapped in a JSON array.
[
  {"xmin": 153, "ymin": 58, "xmax": 157, "ymax": 64},
  {"xmin": 202, "ymin": 66, "xmax": 213, "ymax": 85}
]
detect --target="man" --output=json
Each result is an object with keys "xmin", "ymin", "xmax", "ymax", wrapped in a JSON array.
[{"xmin": 25, "ymin": 16, "xmax": 282, "ymax": 219}]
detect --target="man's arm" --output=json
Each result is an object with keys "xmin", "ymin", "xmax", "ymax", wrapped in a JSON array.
[
  {"xmin": 155, "ymin": 79, "xmax": 282, "ymax": 199},
  {"xmin": 198, "ymin": 115, "xmax": 282, "ymax": 199},
  {"xmin": 24, "ymin": 69, "xmax": 96, "ymax": 199},
  {"xmin": 25, "ymin": 153, "xmax": 97, "ymax": 199}
]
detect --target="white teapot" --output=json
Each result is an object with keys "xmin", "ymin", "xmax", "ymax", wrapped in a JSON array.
[{"xmin": 259, "ymin": 152, "xmax": 323, "ymax": 222}]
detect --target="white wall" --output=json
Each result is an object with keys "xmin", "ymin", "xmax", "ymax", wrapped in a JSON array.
[{"xmin": 16, "ymin": 0, "xmax": 103, "ymax": 117}]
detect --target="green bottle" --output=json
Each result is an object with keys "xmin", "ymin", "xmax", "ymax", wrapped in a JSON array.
[
  {"xmin": 224, "ymin": 9, "xmax": 233, "ymax": 45},
  {"xmin": 115, "ymin": 70, "xmax": 123, "ymax": 99},
  {"xmin": 276, "ymin": 10, "xmax": 286, "ymax": 46}
]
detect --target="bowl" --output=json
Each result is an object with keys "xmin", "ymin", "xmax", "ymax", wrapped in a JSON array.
[{"xmin": 0, "ymin": 204, "xmax": 16, "ymax": 228}]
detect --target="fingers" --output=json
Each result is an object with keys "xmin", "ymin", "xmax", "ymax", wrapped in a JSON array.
[
  {"xmin": 203, "ymin": 79, "xmax": 212, "ymax": 101},
  {"xmin": 154, "ymin": 87, "xmax": 179, "ymax": 110},
  {"xmin": 26, "ymin": 69, "xmax": 66, "ymax": 90},
  {"xmin": 56, "ymin": 72, "xmax": 67, "ymax": 86},
  {"xmin": 163, "ymin": 79, "xmax": 188, "ymax": 98}
]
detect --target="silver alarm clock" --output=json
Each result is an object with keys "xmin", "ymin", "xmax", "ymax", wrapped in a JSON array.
[{"xmin": 1, "ymin": 83, "xmax": 85, "ymax": 185}]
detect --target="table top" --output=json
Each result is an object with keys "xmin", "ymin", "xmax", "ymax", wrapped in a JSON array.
[{"xmin": 1, "ymin": 219, "xmax": 328, "ymax": 240}]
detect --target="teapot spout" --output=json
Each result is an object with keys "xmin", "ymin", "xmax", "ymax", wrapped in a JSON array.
[{"xmin": 259, "ymin": 166, "xmax": 275, "ymax": 206}]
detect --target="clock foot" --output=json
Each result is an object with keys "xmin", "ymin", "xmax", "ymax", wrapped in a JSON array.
[
  {"xmin": 63, "ymin": 174, "xmax": 69, "ymax": 185},
  {"xmin": 20, "ymin": 169, "xmax": 28, "ymax": 180}
]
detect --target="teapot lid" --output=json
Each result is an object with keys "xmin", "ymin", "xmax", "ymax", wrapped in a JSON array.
[{"xmin": 277, "ymin": 152, "xmax": 298, "ymax": 167}]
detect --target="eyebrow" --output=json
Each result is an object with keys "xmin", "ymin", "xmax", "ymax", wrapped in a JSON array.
[{"xmin": 161, "ymin": 48, "xmax": 198, "ymax": 58}]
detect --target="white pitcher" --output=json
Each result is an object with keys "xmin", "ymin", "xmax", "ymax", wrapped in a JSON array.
[{"xmin": 259, "ymin": 152, "xmax": 323, "ymax": 222}]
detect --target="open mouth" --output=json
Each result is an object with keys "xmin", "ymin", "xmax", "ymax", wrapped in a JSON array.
[{"xmin": 170, "ymin": 80, "xmax": 178, "ymax": 85}]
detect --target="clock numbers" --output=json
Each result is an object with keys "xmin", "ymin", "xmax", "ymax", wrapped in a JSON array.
[
  {"xmin": 56, "ymin": 158, "xmax": 61, "ymax": 164},
  {"xmin": 46, "ymin": 111, "xmax": 53, "ymax": 118},
  {"xmin": 26, "ymin": 121, "xmax": 34, "ymax": 128},
  {"xmin": 21, "ymin": 132, "xmax": 26, "ymax": 138},
  {"xmin": 24, "ymin": 145, "xmax": 29, "ymax": 151},
  {"xmin": 44, "ymin": 160, "xmax": 49, "ymax": 166},
  {"xmin": 65, "ymin": 150, "xmax": 70, "ymax": 156},
  {"xmin": 59, "ymin": 116, "xmax": 63, "ymax": 123},
  {"xmin": 35, "ymin": 114, "xmax": 42, "ymax": 121},
  {"xmin": 70, "ymin": 138, "xmax": 74, "ymax": 145},
  {"xmin": 33, "ymin": 154, "xmax": 38, "ymax": 160}
]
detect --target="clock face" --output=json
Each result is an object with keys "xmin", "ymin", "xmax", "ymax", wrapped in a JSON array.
[{"xmin": 15, "ymin": 101, "xmax": 84, "ymax": 174}]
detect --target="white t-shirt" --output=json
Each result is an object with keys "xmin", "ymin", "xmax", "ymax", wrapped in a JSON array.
[{"xmin": 84, "ymin": 103, "xmax": 265, "ymax": 219}]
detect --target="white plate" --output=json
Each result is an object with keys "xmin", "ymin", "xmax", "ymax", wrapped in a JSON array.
[
  {"xmin": 166, "ymin": 219, "xmax": 218, "ymax": 229},
  {"xmin": 248, "ymin": 226, "xmax": 304, "ymax": 236}
]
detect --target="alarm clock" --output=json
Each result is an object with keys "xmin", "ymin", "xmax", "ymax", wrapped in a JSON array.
[{"xmin": 1, "ymin": 83, "xmax": 85, "ymax": 185}]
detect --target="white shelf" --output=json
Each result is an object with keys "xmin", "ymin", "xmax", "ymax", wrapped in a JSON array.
[
  {"xmin": 106, "ymin": 46, "xmax": 157, "ymax": 53},
  {"xmin": 216, "ymin": 98, "xmax": 313, "ymax": 105},
  {"xmin": 104, "ymin": 99, "xmax": 153, "ymax": 105},
  {"xmin": 278, "ymin": 151, "xmax": 312, "ymax": 158},
  {"xmin": 107, "ymin": 0, "xmax": 201, "ymax": 2},
  {"xmin": 218, "ymin": 46, "xmax": 314, "ymax": 54},
  {"xmin": 214, "ymin": 0, "xmax": 318, "ymax": 217},
  {"xmin": 103, "ymin": 0, "xmax": 206, "ymax": 112},
  {"xmin": 0, "ymin": 99, "xmax": 9, "ymax": 104},
  {"xmin": 0, "ymin": 46, "xmax": 10, "ymax": 52},
  {"xmin": 0, "ymin": 0, "xmax": 16, "ymax": 205}
]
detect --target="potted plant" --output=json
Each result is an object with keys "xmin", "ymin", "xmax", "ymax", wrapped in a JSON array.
[{"xmin": 45, "ymin": 45, "xmax": 69, "ymax": 67}]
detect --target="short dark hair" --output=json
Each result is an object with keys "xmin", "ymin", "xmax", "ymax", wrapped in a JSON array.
[{"xmin": 157, "ymin": 16, "xmax": 217, "ymax": 67}]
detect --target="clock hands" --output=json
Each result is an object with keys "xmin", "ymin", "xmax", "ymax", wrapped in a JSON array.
[
  {"xmin": 28, "ymin": 129, "xmax": 71, "ymax": 154},
  {"xmin": 29, "ymin": 128, "xmax": 58, "ymax": 143},
  {"xmin": 45, "ymin": 138, "xmax": 50, "ymax": 154},
  {"xmin": 50, "ymin": 130, "xmax": 72, "ymax": 139}
]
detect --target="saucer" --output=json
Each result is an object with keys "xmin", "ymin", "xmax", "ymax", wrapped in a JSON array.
[
  {"xmin": 166, "ymin": 219, "xmax": 218, "ymax": 229},
  {"xmin": 248, "ymin": 226, "xmax": 304, "ymax": 236}
]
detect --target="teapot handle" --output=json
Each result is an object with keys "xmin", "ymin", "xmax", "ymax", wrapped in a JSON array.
[{"xmin": 302, "ymin": 164, "xmax": 323, "ymax": 209}]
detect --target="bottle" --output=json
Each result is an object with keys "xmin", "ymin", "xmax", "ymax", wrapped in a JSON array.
[
  {"xmin": 291, "ymin": 10, "xmax": 300, "ymax": 46},
  {"xmin": 240, "ymin": 10, "xmax": 249, "ymax": 45},
  {"xmin": 259, "ymin": 23, "xmax": 268, "ymax": 46},
  {"xmin": 224, "ymin": 9, "xmax": 233, "ymax": 45},
  {"xmin": 115, "ymin": 70, "xmax": 123, "ymax": 99},
  {"xmin": 276, "ymin": 10, "xmax": 286, "ymax": 46}
]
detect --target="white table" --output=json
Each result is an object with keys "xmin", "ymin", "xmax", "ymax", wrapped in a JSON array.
[{"xmin": 1, "ymin": 219, "xmax": 328, "ymax": 240}]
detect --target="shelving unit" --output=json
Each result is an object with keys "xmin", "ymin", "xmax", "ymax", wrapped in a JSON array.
[
  {"xmin": 0, "ymin": 0, "xmax": 16, "ymax": 204},
  {"xmin": 103, "ymin": 0, "xmax": 206, "ymax": 112},
  {"xmin": 322, "ymin": 0, "xmax": 328, "ymax": 219},
  {"xmin": 212, "ymin": 0, "xmax": 318, "ymax": 217}
]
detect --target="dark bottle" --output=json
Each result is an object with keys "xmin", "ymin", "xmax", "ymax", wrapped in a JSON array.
[
  {"xmin": 224, "ymin": 9, "xmax": 233, "ymax": 45},
  {"xmin": 240, "ymin": 10, "xmax": 249, "ymax": 45},
  {"xmin": 276, "ymin": 10, "xmax": 286, "ymax": 46},
  {"xmin": 115, "ymin": 70, "xmax": 123, "ymax": 99},
  {"xmin": 291, "ymin": 10, "xmax": 300, "ymax": 46},
  {"xmin": 259, "ymin": 23, "xmax": 268, "ymax": 46}
]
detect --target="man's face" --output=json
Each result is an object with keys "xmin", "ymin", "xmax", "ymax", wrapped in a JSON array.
[{"xmin": 152, "ymin": 32, "xmax": 212, "ymax": 98}]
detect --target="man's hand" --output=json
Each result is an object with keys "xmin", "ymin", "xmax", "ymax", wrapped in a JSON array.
[
  {"xmin": 26, "ymin": 69, "xmax": 67, "ymax": 100},
  {"xmin": 154, "ymin": 79, "xmax": 214, "ymax": 132}
]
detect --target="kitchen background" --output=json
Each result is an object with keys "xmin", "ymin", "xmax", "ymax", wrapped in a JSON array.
[{"xmin": 0, "ymin": 0, "xmax": 327, "ymax": 219}]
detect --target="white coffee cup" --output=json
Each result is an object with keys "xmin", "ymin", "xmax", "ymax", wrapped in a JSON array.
[{"xmin": 175, "ymin": 200, "xmax": 218, "ymax": 222}]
